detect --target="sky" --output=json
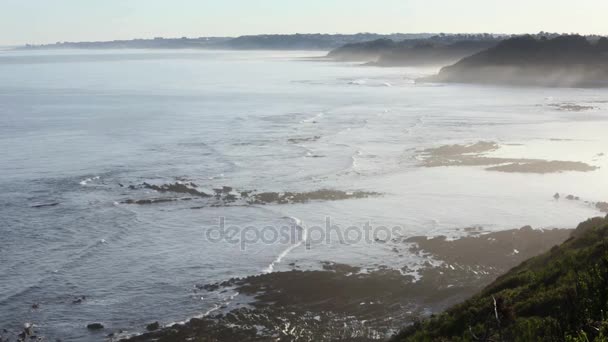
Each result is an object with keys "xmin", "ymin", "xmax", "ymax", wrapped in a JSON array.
[{"xmin": 2, "ymin": 0, "xmax": 608, "ymax": 45}]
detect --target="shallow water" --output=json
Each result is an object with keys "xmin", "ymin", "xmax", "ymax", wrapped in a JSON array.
[{"xmin": 1, "ymin": 49, "xmax": 607, "ymax": 340}]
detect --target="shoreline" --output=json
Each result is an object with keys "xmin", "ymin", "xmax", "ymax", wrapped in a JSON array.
[{"xmin": 119, "ymin": 225, "xmax": 573, "ymax": 341}]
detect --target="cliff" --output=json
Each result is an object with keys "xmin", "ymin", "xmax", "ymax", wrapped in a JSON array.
[{"xmin": 421, "ymin": 35, "xmax": 608, "ymax": 87}]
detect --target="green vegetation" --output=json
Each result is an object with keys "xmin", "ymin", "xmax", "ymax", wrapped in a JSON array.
[
  {"xmin": 327, "ymin": 34, "xmax": 501, "ymax": 65},
  {"xmin": 422, "ymin": 35, "xmax": 608, "ymax": 87},
  {"xmin": 394, "ymin": 216, "xmax": 608, "ymax": 342}
]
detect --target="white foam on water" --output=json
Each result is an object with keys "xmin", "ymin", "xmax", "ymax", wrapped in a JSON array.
[
  {"xmin": 79, "ymin": 176, "xmax": 100, "ymax": 186},
  {"xmin": 263, "ymin": 217, "xmax": 306, "ymax": 274},
  {"xmin": 348, "ymin": 79, "xmax": 367, "ymax": 85}
]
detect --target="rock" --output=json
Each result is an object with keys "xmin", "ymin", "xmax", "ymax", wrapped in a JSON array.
[
  {"xmin": 566, "ymin": 195, "xmax": 576, "ymax": 200},
  {"xmin": 143, "ymin": 182, "xmax": 209, "ymax": 197},
  {"xmin": 86, "ymin": 323, "xmax": 104, "ymax": 330},
  {"xmin": 23, "ymin": 323, "xmax": 34, "ymax": 337},
  {"xmin": 198, "ymin": 283, "xmax": 220, "ymax": 291},
  {"xmin": 72, "ymin": 296, "xmax": 86, "ymax": 304},
  {"xmin": 146, "ymin": 322, "xmax": 160, "ymax": 331},
  {"xmin": 31, "ymin": 203, "xmax": 59, "ymax": 208},
  {"xmin": 554, "ymin": 193, "xmax": 560, "ymax": 200},
  {"xmin": 520, "ymin": 225, "xmax": 534, "ymax": 232}
]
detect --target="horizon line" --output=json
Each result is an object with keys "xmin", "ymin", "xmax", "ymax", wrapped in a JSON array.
[{"xmin": 12, "ymin": 30, "xmax": 608, "ymax": 48}]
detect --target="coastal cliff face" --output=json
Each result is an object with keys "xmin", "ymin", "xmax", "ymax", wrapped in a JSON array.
[
  {"xmin": 422, "ymin": 35, "xmax": 608, "ymax": 87},
  {"xmin": 394, "ymin": 215, "xmax": 608, "ymax": 342}
]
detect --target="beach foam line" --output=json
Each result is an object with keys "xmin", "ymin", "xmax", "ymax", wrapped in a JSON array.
[
  {"xmin": 160, "ymin": 291, "xmax": 240, "ymax": 330},
  {"xmin": 79, "ymin": 176, "xmax": 100, "ymax": 186},
  {"xmin": 263, "ymin": 217, "xmax": 306, "ymax": 274}
]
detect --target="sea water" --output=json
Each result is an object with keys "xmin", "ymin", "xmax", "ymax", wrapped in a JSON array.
[{"xmin": 1, "ymin": 49, "xmax": 607, "ymax": 340}]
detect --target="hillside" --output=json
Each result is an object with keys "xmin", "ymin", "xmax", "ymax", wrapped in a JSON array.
[
  {"xmin": 327, "ymin": 34, "xmax": 501, "ymax": 66},
  {"xmin": 394, "ymin": 215, "xmax": 608, "ymax": 342},
  {"xmin": 19, "ymin": 33, "xmax": 431, "ymax": 51},
  {"xmin": 421, "ymin": 35, "xmax": 608, "ymax": 87}
]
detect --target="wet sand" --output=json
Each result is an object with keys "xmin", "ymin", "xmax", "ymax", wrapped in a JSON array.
[{"xmin": 121, "ymin": 226, "xmax": 573, "ymax": 342}]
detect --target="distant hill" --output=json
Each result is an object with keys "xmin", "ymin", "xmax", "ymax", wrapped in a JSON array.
[
  {"xmin": 18, "ymin": 33, "xmax": 433, "ymax": 51},
  {"xmin": 220, "ymin": 33, "xmax": 431, "ymax": 50},
  {"xmin": 327, "ymin": 34, "xmax": 502, "ymax": 66},
  {"xmin": 420, "ymin": 35, "xmax": 608, "ymax": 87},
  {"xmin": 20, "ymin": 37, "xmax": 232, "ymax": 50},
  {"xmin": 393, "ymin": 215, "xmax": 608, "ymax": 341}
]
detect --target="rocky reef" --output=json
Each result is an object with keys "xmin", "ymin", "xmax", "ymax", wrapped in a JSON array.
[{"xmin": 119, "ymin": 182, "xmax": 380, "ymax": 208}]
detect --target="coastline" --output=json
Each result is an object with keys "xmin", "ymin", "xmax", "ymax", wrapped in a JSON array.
[{"xmin": 118, "ymin": 225, "xmax": 572, "ymax": 341}]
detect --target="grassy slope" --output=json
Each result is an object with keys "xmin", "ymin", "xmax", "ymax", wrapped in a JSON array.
[{"xmin": 394, "ymin": 216, "xmax": 608, "ymax": 342}]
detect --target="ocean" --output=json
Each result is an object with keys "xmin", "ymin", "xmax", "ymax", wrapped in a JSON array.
[{"xmin": 1, "ymin": 49, "xmax": 607, "ymax": 341}]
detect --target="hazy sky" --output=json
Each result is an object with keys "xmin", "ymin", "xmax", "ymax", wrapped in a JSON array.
[{"xmin": 2, "ymin": 0, "xmax": 608, "ymax": 45}]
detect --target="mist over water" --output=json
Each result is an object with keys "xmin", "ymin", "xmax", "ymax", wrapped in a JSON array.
[{"xmin": 1, "ymin": 49, "xmax": 608, "ymax": 341}]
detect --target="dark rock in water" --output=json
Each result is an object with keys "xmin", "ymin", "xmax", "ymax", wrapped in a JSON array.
[
  {"xmin": 31, "ymin": 303, "xmax": 39, "ymax": 309},
  {"xmin": 143, "ymin": 182, "xmax": 210, "ymax": 197},
  {"xmin": 124, "ymin": 184, "xmax": 380, "ymax": 208},
  {"xmin": 549, "ymin": 103, "xmax": 596, "ymax": 112},
  {"xmin": 86, "ymin": 323, "xmax": 104, "ymax": 330},
  {"xmin": 121, "ymin": 198, "xmax": 178, "ymax": 205},
  {"xmin": 31, "ymin": 202, "xmax": 59, "ymax": 208},
  {"xmin": 597, "ymin": 202, "xmax": 608, "ymax": 213},
  {"xmin": 554, "ymin": 193, "xmax": 560, "ymax": 200},
  {"xmin": 247, "ymin": 189, "xmax": 380, "ymax": 205},
  {"xmin": 196, "ymin": 283, "xmax": 220, "ymax": 292},
  {"xmin": 146, "ymin": 322, "xmax": 160, "ymax": 331},
  {"xmin": 23, "ymin": 323, "xmax": 34, "ymax": 336},
  {"xmin": 72, "ymin": 296, "xmax": 86, "ymax": 304},
  {"xmin": 566, "ymin": 194, "xmax": 576, "ymax": 200},
  {"xmin": 287, "ymin": 135, "xmax": 321, "ymax": 144}
]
